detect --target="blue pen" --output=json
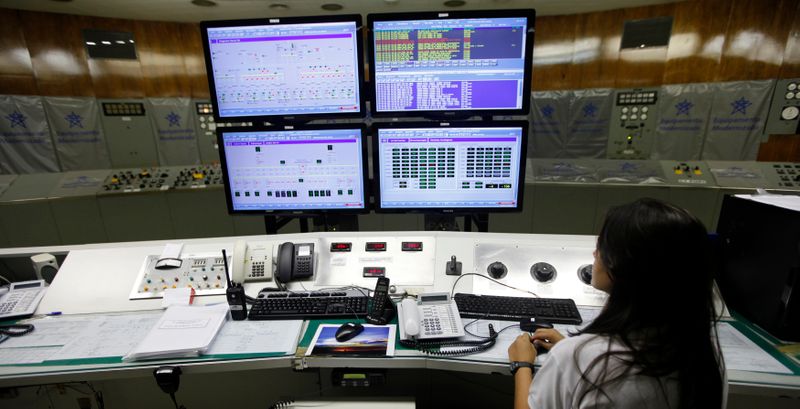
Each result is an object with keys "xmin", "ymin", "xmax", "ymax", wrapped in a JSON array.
[{"xmin": 47, "ymin": 311, "xmax": 62, "ymax": 316}]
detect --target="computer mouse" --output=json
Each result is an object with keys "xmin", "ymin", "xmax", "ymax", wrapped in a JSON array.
[{"xmin": 335, "ymin": 322, "xmax": 364, "ymax": 342}]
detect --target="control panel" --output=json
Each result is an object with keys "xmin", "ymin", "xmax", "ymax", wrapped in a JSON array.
[
  {"xmin": 193, "ymin": 100, "xmax": 220, "ymax": 164},
  {"xmin": 659, "ymin": 161, "xmax": 715, "ymax": 186},
  {"xmin": 764, "ymin": 78, "xmax": 800, "ymax": 135},
  {"xmin": 597, "ymin": 160, "xmax": 666, "ymax": 184},
  {"xmin": 607, "ymin": 89, "xmax": 659, "ymax": 159},
  {"xmin": 759, "ymin": 162, "xmax": 800, "ymax": 190},
  {"xmin": 130, "ymin": 254, "xmax": 229, "ymax": 299},
  {"xmin": 98, "ymin": 167, "xmax": 177, "ymax": 194},
  {"xmin": 473, "ymin": 241, "xmax": 607, "ymax": 307},
  {"xmin": 528, "ymin": 159, "xmax": 601, "ymax": 183},
  {"xmin": 705, "ymin": 161, "xmax": 800, "ymax": 191},
  {"xmin": 99, "ymin": 100, "xmax": 159, "ymax": 168},
  {"xmin": 313, "ymin": 236, "xmax": 437, "ymax": 288},
  {"xmin": 170, "ymin": 164, "xmax": 224, "ymax": 189}
]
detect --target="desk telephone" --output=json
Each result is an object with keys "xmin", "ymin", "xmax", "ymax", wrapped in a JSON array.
[
  {"xmin": 231, "ymin": 240, "xmax": 315, "ymax": 285},
  {"xmin": 0, "ymin": 280, "xmax": 47, "ymax": 320},
  {"xmin": 398, "ymin": 292, "xmax": 498, "ymax": 356}
]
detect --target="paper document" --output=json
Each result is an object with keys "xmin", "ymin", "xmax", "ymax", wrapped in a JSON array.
[
  {"xmin": 0, "ymin": 316, "xmax": 94, "ymax": 348},
  {"xmin": 50, "ymin": 312, "xmax": 161, "ymax": 361},
  {"xmin": 123, "ymin": 304, "xmax": 229, "ymax": 361},
  {"xmin": 718, "ymin": 322, "xmax": 792, "ymax": 374},
  {"xmin": 206, "ymin": 320, "xmax": 303, "ymax": 355},
  {"xmin": 0, "ymin": 346, "xmax": 62, "ymax": 365},
  {"xmin": 734, "ymin": 194, "xmax": 800, "ymax": 212}
]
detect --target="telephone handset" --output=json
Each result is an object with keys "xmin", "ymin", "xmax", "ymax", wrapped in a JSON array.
[
  {"xmin": 398, "ymin": 292, "xmax": 497, "ymax": 357},
  {"xmin": 398, "ymin": 293, "xmax": 465, "ymax": 340},
  {"xmin": 276, "ymin": 242, "xmax": 315, "ymax": 283},
  {"xmin": 366, "ymin": 277, "xmax": 395, "ymax": 325},
  {"xmin": 231, "ymin": 240, "xmax": 271, "ymax": 283}
]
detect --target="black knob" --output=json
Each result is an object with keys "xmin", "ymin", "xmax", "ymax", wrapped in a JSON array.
[
  {"xmin": 578, "ymin": 264, "xmax": 593, "ymax": 285},
  {"xmin": 530, "ymin": 262, "xmax": 556, "ymax": 282},
  {"xmin": 487, "ymin": 262, "xmax": 507, "ymax": 279}
]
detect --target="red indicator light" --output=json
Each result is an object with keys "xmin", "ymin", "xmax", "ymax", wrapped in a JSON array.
[
  {"xmin": 330, "ymin": 242, "xmax": 352, "ymax": 252},
  {"xmin": 365, "ymin": 242, "xmax": 387, "ymax": 251},
  {"xmin": 402, "ymin": 242, "xmax": 423, "ymax": 251}
]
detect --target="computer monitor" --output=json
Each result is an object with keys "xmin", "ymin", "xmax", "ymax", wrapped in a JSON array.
[
  {"xmin": 218, "ymin": 124, "xmax": 369, "ymax": 215},
  {"xmin": 372, "ymin": 121, "xmax": 528, "ymax": 213},
  {"xmin": 201, "ymin": 15, "xmax": 366, "ymax": 123},
  {"xmin": 367, "ymin": 9, "xmax": 535, "ymax": 118}
]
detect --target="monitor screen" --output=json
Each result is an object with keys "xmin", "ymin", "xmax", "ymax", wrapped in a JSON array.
[
  {"xmin": 218, "ymin": 125, "xmax": 368, "ymax": 214},
  {"xmin": 373, "ymin": 122, "xmax": 528, "ymax": 212},
  {"xmin": 368, "ymin": 9, "xmax": 535, "ymax": 117},
  {"xmin": 201, "ymin": 15, "xmax": 366, "ymax": 122}
]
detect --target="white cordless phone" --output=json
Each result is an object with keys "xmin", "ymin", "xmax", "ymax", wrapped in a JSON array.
[{"xmin": 399, "ymin": 292, "xmax": 464, "ymax": 340}]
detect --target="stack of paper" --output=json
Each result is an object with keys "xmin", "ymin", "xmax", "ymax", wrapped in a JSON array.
[{"xmin": 122, "ymin": 303, "xmax": 229, "ymax": 361}]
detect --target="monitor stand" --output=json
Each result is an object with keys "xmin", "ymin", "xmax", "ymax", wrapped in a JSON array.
[
  {"xmin": 423, "ymin": 214, "xmax": 489, "ymax": 232},
  {"xmin": 264, "ymin": 215, "xmax": 359, "ymax": 234}
]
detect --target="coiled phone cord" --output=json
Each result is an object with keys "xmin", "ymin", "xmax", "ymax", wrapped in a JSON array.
[
  {"xmin": 267, "ymin": 399, "xmax": 295, "ymax": 409},
  {"xmin": 399, "ymin": 323, "xmax": 498, "ymax": 357}
]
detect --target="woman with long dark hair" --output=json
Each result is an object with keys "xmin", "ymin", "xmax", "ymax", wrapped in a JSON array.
[{"xmin": 508, "ymin": 198, "xmax": 725, "ymax": 408}]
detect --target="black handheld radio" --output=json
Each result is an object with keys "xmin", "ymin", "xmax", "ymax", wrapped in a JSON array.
[{"xmin": 222, "ymin": 249, "xmax": 248, "ymax": 320}]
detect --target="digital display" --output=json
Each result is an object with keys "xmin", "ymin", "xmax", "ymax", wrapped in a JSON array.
[
  {"xmin": 330, "ymin": 242, "xmax": 352, "ymax": 252},
  {"xmin": 401, "ymin": 242, "xmax": 423, "ymax": 251},
  {"xmin": 298, "ymin": 245, "xmax": 311, "ymax": 257},
  {"xmin": 363, "ymin": 267, "xmax": 386, "ymax": 277},
  {"xmin": 368, "ymin": 11, "xmax": 534, "ymax": 116},
  {"xmin": 420, "ymin": 294, "xmax": 449, "ymax": 303},
  {"xmin": 219, "ymin": 126, "xmax": 367, "ymax": 213},
  {"xmin": 374, "ymin": 123, "xmax": 527, "ymax": 211},
  {"xmin": 365, "ymin": 242, "xmax": 387, "ymax": 251},
  {"xmin": 202, "ymin": 16, "xmax": 364, "ymax": 120},
  {"xmin": 13, "ymin": 282, "xmax": 42, "ymax": 289}
]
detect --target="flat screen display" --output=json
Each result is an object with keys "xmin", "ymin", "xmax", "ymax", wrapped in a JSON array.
[
  {"xmin": 368, "ymin": 10, "xmax": 535, "ymax": 117},
  {"xmin": 201, "ymin": 15, "xmax": 365, "ymax": 122},
  {"xmin": 373, "ymin": 122, "xmax": 528, "ymax": 212},
  {"xmin": 218, "ymin": 125, "xmax": 368, "ymax": 214}
]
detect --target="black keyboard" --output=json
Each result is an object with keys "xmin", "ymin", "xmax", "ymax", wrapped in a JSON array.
[
  {"xmin": 248, "ymin": 290, "xmax": 368, "ymax": 320},
  {"xmin": 454, "ymin": 293, "xmax": 582, "ymax": 325}
]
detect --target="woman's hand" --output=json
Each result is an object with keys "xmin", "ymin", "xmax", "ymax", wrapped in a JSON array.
[
  {"xmin": 508, "ymin": 333, "xmax": 537, "ymax": 364},
  {"xmin": 531, "ymin": 328, "xmax": 565, "ymax": 351}
]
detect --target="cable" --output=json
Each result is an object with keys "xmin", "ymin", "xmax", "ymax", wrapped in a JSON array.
[
  {"xmin": 0, "ymin": 274, "xmax": 11, "ymax": 285},
  {"xmin": 450, "ymin": 273, "xmax": 540, "ymax": 299},
  {"xmin": 400, "ymin": 323, "xmax": 498, "ymax": 357}
]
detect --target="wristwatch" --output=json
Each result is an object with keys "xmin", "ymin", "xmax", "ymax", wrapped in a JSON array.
[{"xmin": 509, "ymin": 361, "xmax": 535, "ymax": 375}]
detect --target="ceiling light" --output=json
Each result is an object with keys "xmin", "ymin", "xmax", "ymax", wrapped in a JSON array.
[
  {"xmin": 269, "ymin": 3, "xmax": 289, "ymax": 10},
  {"xmin": 85, "ymin": 41, "xmax": 96, "ymax": 46},
  {"xmin": 191, "ymin": 0, "xmax": 217, "ymax": 7},
  {"xmin": 444, "ymin": 0, "xmax": 466, "ymax": 7},
  {"xmin": 101, "ymin": 41, "xmax": 111, "ymax": 45},
  {"xmin": 321, "ymin": 3, "xmax": 343, "ymax": 11}
]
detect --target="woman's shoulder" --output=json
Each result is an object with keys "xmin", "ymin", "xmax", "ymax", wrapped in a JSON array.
[{"xmin": 549, "ymin": 332, "xmax": 620, "ymax": 361}]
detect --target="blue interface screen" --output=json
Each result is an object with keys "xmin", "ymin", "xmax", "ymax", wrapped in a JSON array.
[
  {"xmin": 372, "ymin": 17, "xmax": 529, "ymax": 113},
  {"xmin": 376, "ymin": 126, "xmax": 524, "ymax": 209},
  {"xmin": 221, "ymin": 128, "xmax": 366, "ymax": 211},
  {"xmin": 206, "ymin": 21, "xmax": 361, "ymax": 118}
]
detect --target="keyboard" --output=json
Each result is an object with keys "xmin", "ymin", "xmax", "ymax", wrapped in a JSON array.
[
  {"xmin": 454, "ymin": 293, "xmax": 583, "ymax": 325},
  {"xmin": 248, "ymin": 290, "xmax": 368, "ymax": 320}
]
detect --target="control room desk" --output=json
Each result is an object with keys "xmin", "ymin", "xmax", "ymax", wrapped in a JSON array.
[{"xmin": 0, "ymin": 232, "xmax": 798, "ymax": 401}]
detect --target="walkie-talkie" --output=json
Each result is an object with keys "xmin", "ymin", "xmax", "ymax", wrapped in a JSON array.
[{"xmin": 222, "ymin": 249, "xmax": 247, "ymax": 320}]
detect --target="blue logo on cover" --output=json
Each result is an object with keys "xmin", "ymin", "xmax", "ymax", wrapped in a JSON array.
[
  {"xmin": 730, "ymin": 97, "xmax": 752, "ymax": 115},
  {"xmin": 65, "ymin": 111, "xmax": 84, "ymax": 128},
  {"xmin": 675, "ymin": 100, "xmax": 693, "ymax": 116},
  {"xmin": 541, "ymin": 105, "xmax": 555, "ymax": 119},
  {"xmin": 6, "ymin": 111, "xmax": 27, "ymax": 128},
  {"xmin": 582, "ymin": 103, "xmax": 597, "ymax": 118},
  {"xmin": 166, "ymin": 112, "xmax": 181, "ymax": 127}
]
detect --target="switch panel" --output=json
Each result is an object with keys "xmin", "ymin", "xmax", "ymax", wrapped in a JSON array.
[
  {"xmin": 764, "ymin": 78, "xmax": 800, "ymax": 135},
  {"xmin": 607, "ymin": 89, "xmax": 659, "ymax": 159}
]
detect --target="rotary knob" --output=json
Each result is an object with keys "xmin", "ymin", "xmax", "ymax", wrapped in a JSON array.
[
  {"xmin": 487, "ymin": 262, "xmax": 507, "ymax": 279},
  {"xmin": 530, "ymin": 262, "xmax": 557, "ymax": 282},
  {"xmin": 578, "ymin": 264, "xmax": 593, "ymax": 285}
]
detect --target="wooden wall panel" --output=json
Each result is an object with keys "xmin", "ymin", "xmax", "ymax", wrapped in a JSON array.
[
  {"xmin": 716, "ymin": 0, "xmax": 796, "ymax": 82},
  {"xmin": 531, "ymin": 15, "xmax": 579, "ymax": 91},
  {"xmin": 758, "ymin": 135, "xmax": 800, "ymax": 161},
  {"xmin": 574, "ymin": 9, "xmax": 624, "ymax": 89},
  {"xmin": 778, "ymin": 1, "xmax": 800, "ymax": 79},
  {"xmin": 134, "ymin": 21, "xmax": 191, "ymax": 97},
  {"xmin": 0, "ymin": 8, "xmax": 38, "ymax": 95},
  {"xmin": 179, "ymin": 23, "xmax": 210, "ymax": 99},
  {"xmin": 615, "ymin": 3, "xmax": 676, "ymax": 88},
  {"xmin": 19, "ymin": 11, "xmax": 94, "ymax": 97},
  {"xmin": 85, "ymin": 16, "xmax": 145, "ymax": 98},
  {"xmin": 663, "ymin": 0, "xmax": 732, "ymax": 84}
]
